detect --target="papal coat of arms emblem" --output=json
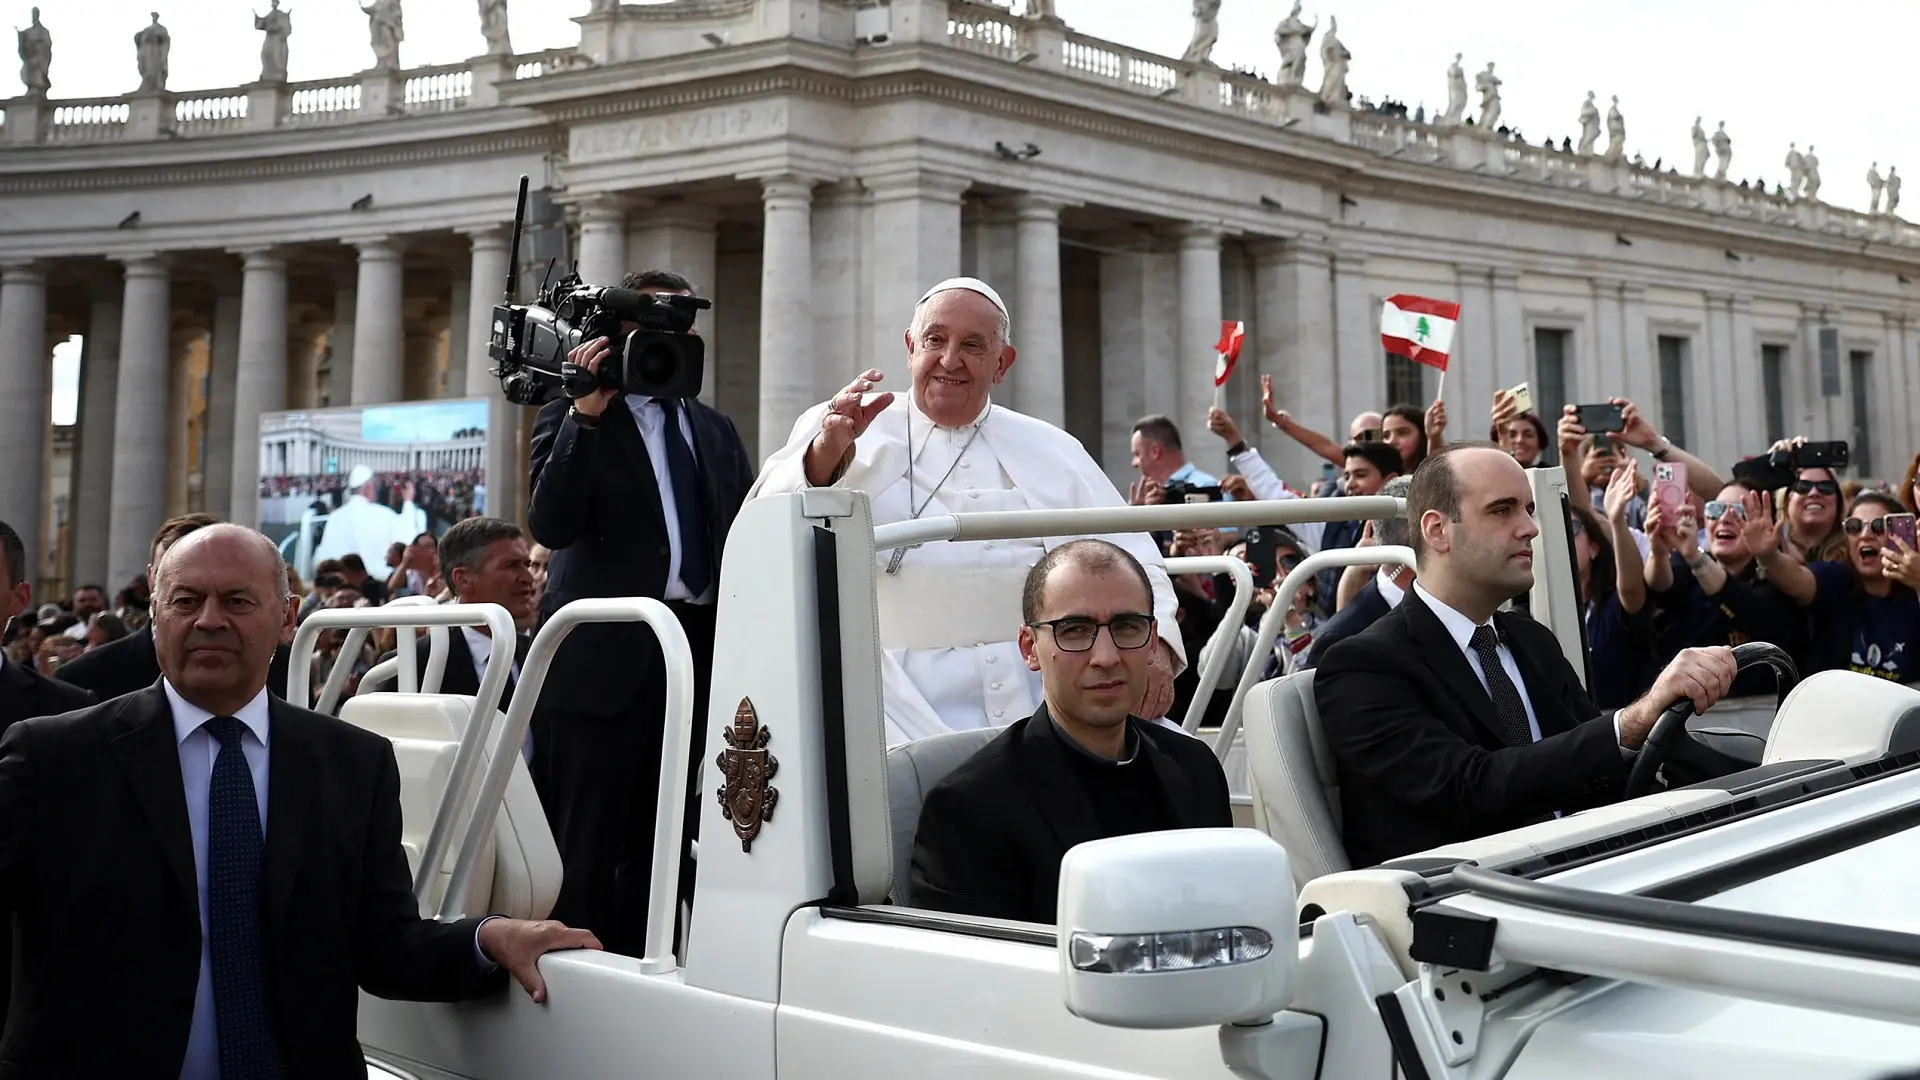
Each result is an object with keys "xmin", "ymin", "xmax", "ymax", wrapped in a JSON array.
[{"xmin": 716, "ymin": 697, "xmax": 779, "ymax": 852}]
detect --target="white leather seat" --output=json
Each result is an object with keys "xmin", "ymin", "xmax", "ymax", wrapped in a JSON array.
[
  {"xmin": 884, "ymin": 728, "xmax": 1002, "ymax": 906},
  {"xmin": 338, "ymin": 693, "xmax": 563, "ymax": 921},
  {"xmin": 1241, "ymin": 671, "xmax": 1350, "ymax": 887}
]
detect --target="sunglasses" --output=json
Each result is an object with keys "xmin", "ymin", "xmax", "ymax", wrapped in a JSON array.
[
  {"xmin": 1793, "ymin": 479, "xmax": 1840, "ymax": 497},
  {"xmin": 1704, "ymin": 500, "xmax": 1747, "ymax": 521},
  {"xmin": 1844, "ymin": 516, "xmax": 1891, "ymax": 536},
  {"xmin": 1354, "ymin": 428, "xmax": 1385, "ymax": 443}
]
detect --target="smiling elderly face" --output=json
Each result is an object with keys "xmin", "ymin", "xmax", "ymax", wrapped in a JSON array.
[{"xmin": 905, "ymin": 288, "xmax": 1016, "ymax": 427}]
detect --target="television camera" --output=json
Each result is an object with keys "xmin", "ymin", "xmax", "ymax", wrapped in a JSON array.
[{"xmin": 488, "ymin": 176, "xmax": 711, "ymax": 406}]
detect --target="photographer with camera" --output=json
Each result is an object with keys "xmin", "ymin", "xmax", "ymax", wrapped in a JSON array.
[{"xmin": 524, "ymin": 269, "xmax": 757, "ymax": 955}]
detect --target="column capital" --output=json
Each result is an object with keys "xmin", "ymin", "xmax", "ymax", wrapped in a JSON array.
[
  {"xmin": 116, "ymin": 253, "xmax": 171, "ymax": 277},
  {"xmin": 1489, "ymin": 267, "xmax": 1522, "ymax": 286},
  {"xmin": 569, "ymin": 193, "xmax": 631, "ymax": 225},
  {"xmin": 458, "ymin": 222, "xmax": 513, "ymax": 248},
  {"xmin": 230, "ymin": 246, "xmax": 291, "ymax": 270},
  {"xmin": 1590, "ymin": 276, "xmax": 1626, "ymax": 294},
  {"xmin": 1008, "ymin": 193, "xmax": 1074, "ymax": 221},
  {"xmin": 1620, "ymin": 283, "xmax": 1648, "ymax": 300},
  {"xmin": 1331, "ymin": 249, "xmax": 1368, "ymax": 273},
  {"xmin": 1172, "ymin": 222, "xmax": 1226, "ymax": 249},
  {"xmin": 344, "ymin": 235, "xmax": 407, "ymax": 258},
  {"xmin": 756, "ymin": 173, "xmax": 817, "ymax": 205},
  {"xmin": 0, "ymin": 261, "xmax": 46, "ymax": 285},
  {"xmin": 1452, "ymin": 262, "xmax": 1495, "ymax": 281},
  {"xmin": 814, "ymin": 178, "xmax": 866, "ymax": 209},
  {"xmin": 862, "ymin": 169, "xmax": 971, "ymax": 205}
]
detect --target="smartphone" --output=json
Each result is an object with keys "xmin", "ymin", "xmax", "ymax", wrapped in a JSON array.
[
  {"xmin": 1573, "ymin": 402, "xmax": 1626, "ymax": 434},
  {"xmin": 1508, "ymin": 382, "xmax": 1534, "ymax": 416},
  {"xmin": 1242, "ymin": 526, "xmax": 1278, "ymax": 587},
  {"xmin": 1888, "ymin": 513, "xmax": 1917, "ymax": 552},
  {"xmin": 1653, "ymin": 461, "xmax": 1688, "ymax": 514},
  {"xmin": 1792, "ymin": 440, "xmax": 1851, "ymax": 470}
]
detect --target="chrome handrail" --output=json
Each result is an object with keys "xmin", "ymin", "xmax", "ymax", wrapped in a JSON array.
[
  {"xmin": 1164, "ymin": 555, "xmax": 1255, "ymax": 733},
  {"xmin": 870, "ymin": 496, "xmax": 1404, "ymax": 552}
]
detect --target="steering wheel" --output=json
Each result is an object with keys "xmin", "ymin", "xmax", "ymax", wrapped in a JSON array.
[{"xmin": 1623, "ymin": 642, "xmax": 1799, "ymax": 799}]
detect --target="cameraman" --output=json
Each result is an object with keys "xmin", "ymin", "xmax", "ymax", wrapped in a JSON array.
[{"xmin": 526, "ymin": 269, "xmax": 757, "ymax": 955}]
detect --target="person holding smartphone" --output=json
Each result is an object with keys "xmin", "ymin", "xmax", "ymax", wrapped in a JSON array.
[{"xmin": 1803, "ymin": 493, "xmax": 1920, "ymax": 682}]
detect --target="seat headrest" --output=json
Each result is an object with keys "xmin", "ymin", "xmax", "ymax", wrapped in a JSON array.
[{"xmin": 885, "ymin": 727, "xmax": 1002, "ymax": 905}]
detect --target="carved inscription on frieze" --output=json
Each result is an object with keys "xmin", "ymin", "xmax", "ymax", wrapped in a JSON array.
[{"xmin": 571, "ymin": 101, "xmax": 788, "ymax": 163}]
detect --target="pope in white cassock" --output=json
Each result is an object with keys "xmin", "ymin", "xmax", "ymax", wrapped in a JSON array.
[
  {"xmin": 751, "ymin": 277, "xmax": 1184, "ymax": 746},
  {"xmin": 312, "ymin": 463, "xmax": 429, "ymax": 566}
]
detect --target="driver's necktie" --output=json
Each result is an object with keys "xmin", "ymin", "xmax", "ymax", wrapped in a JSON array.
[
  {"xmin": 205, "ymin": 715, "xmax": 284, "ymax": 1080},
  {"xmin": 1469, "ymin": 625, "xmax": 1535, "ymax": 747}
]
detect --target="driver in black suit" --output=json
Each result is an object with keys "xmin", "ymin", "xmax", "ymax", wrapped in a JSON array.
[
  {"xmin": 527, "ymin": 269, "xmax": 756, "ymax": 955},
  {"xmin": 1313, "ymin": 443, "xmax": 1737, "ymax": 868}
]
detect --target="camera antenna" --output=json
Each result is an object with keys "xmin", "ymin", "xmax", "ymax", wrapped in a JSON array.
[{"xmin": 503, "ymin": 173, "xmax": 529, "ymax": 303}]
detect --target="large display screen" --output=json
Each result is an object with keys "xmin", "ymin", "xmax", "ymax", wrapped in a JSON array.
[{"xmin": 257, "ymin": 398, "xmax": 490, "ymax": 581}]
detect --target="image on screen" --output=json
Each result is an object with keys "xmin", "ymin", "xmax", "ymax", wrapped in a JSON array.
[{"xmin": 257, "ymin": 398, "xmax": 490, "ymax": 582}]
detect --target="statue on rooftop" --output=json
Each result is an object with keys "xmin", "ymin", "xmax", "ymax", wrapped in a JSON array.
[
  {"xmin": 1802, "ymin": 145, "xmax": 1822, "ymax": 201},
  {"xmin": 1026, "ymin": 0, "xmax": 1057, "ymax": 18},
  {"xmin": 1888, "ymin": 167, "xmax": 1902, "ymax": 217},
  {"xmin": 1691, "ymin": 116, "xmax": 1709, "ymax": 179},
  {"xmin": 1439, "ymin": 53, "xmax": 1466, "ymax": 125},
  {"xmin": 134, "ymin": 11, "xmax": 169, "ymax": 93},
  {"xmin": 1869, "ymin": 162, "xmax": 1885, "ymax": 215},
  {"xmin": 1316, "ymin": 16, "xmax": 1349, "ymax": 107},
  {"xmin": 1475, "ymin": 62, "xmax": 1501, "ymax": 129},
  {"xmin": 362, "ymin": 0, "xmax": 403, "ymax": 70},
  {"xmin": 17, "ymin": 6, "xmax": 50, "ymax": 96},
  {"xmin": 1181, "ymin": 0, "xmax": 1221, "ymax": 64},
  {"xmin": 255, "ymin": 0, "xmax": 291, "ymax": 84},
  {"xmin": 478, "ymin": 0, "xmax": 511, "ymax": 56},
  {"xmin": 1784, "ymin": 142, "xmax": 1806, "ymax": 198},
  {"xmin": 1576, "ymin": 91, "xmax": 1599, "ymax": 155},
  {"xmin": 1274, "ymin": 2, "xmax": 1315, "ymax": 88},
  {"xmin": 1602, "ymin": 95, "xmax": 1625, "ymax": 162},
  {"xmin": 1711, "ymin": 121, "xmax": 1732, "ymax": 180}
]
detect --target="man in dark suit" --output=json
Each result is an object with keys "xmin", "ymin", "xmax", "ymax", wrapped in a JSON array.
[
  {"xmin": 1304, "ymin": 476, "xmax": 1415, "ymax": 669},
  {"xmin": 0, "ymin": 523, "xmax": 598, "ymax": 1077},
  {"xmin": 59, "ymin": 514, "xmax": 293, "ymax": 702},
  {"xmin": 1314, "ymin": 444, "xmax": 1737, "ymax": 868},
  {"xmin": 527, "ymin": 268, "xmax": 757, "ymax": 954},
  {"xmin": 910, "ymin": 540, "xmax": 1232, "ymax": 924}
]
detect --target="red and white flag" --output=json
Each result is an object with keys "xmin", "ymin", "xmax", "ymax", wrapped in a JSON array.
[
  {"xmin": 1213, "ymin": 321, "xmax": 1246, "ymax": 387},
  {"xmin": 1380, "ymin": 294, "xmax": 1460, "ymax": 370}
]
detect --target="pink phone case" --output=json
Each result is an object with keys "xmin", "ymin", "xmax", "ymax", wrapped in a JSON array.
[{"xmin": 1653, "ymin": 461, "xmax": 1688, "ymax": 514}]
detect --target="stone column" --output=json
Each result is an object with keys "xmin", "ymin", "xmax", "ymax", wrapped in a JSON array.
[
  {"xmin": 1591, "ymin": 279, "xmax": 1625, "ymax": 402},
  {"xmin": 165, "ymin": 324, "xmax": 198, "ymax": 519},
  {"xmin": 811, "ymin": 181, "xmax": 866, "ymax": 403},
  {"xmin": 108, "ymin": 256, "xmax": 172, "ymax": 588},
  {"xmin": 202, "ymin": 290, "xmax": 242, "ymax": 523},
  {"xmin": 1331, "ymin": 251, "xmax": 1380, "ymax": 425},
  {"xmin": 1176, "ymin": 224, "xmax": 1226, "ymax": 477},
  {"xmin": 1621, "ymin": 284, "xmax": 1654, "ymax": 411},
  {"xmin": 0, "ymin": 264, "xmax": 49, "ymax": 578},
  {"xmin": 865, "ymin": 171, "xmax": 969, "ymax": 388},
  {"xmin": 1490, "ymin": 268, "xmax": 1526, "ymax": 393},
  {"xmin": 1011, "ymin": 195, "xmax": 1067, "ymax": 428},
  {"xmin": 228, "ymin": 251, "xmax": 288, "ymax": 527},
  {"xmin": 1252, "ymin": 238, "xmax": 1333, "ymax": 483},
  {"xmin": 349, "ymin": 237, "xmax": 406, "ymax": 405},
  {"xmin": 71, "ymin": 294, "xmax": 122, "ymax": 590},
  {"xmin": 1098, "ymin": 229, "xmax": 1155, "ymax": 486},
  {"xmin": 463, "ymin": 226, "xmax": 518, "ymax": 519},
  {"xmin": 574, "ymin": 195, "xmax": 628, "ymax": 287},
  {"xmin": 1701, "ymin": 294, "xmax": 1737, "ymax": 467},
  {"xmin": 1452, "ymin": 264, "xmax": 1495, "ymax": 426},
  {"xmin": 446, "ymin": 272, "xmax": 470, "ymax": 400},
  {"xmin": 328, "ymin": 283, "xmax": 357, "ymax": 406},
  {"xmin": 287, "ymin": 308, "xmax": 323, "ymax": 411},
  {"xmin": 758, "ymin": 175, "xmax": 815, "ymax": 461},
  {"xmin": 402, "ymin": 315, "xmax": 444, "ymax": 402}
]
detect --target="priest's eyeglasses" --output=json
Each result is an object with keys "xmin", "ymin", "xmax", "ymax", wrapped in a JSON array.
[{"xmin": 1029, "ymin": 614, "xmax": 1156, "ymax": 652}]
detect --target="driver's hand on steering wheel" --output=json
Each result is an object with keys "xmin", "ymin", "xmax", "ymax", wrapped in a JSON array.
[{"xmin": 1618, "ymin": 646, "xmax": 1738, "ymax": 749}]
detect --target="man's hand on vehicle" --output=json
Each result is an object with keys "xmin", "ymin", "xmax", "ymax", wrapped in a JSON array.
[
  {"xmin": 478, "ymin": 917, "xmax": 604, "ymax": 1004},
  {"xmin": 1616, "ymin": 645, "xmax": 1738, "ymax": 749},
  {"xmin": 804, "ymin": 369, "xmax": 894, "ymax": 485},
  {"xmin": 567, "ymin": 337, "xmax": 620, "ymax": 419}
]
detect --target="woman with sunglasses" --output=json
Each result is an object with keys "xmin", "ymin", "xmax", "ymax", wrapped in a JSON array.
[
  {"xmin": 1769, "ymin": 437, "xmax": 1849, "ymax": 564},
  {"xmin": 1800, "ymin": 493, "xmax": 1920, "ymax": 682},
  {"xmin": 1577, "ymin": 464, "xmax": 1655, "ymax": 707},
  {"xmin": 1644, "ymin": 483, "xmax": 1814, "ymax": 699}
]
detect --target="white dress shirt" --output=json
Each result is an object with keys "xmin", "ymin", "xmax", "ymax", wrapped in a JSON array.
[
  {"xmin": 167, "ymin": 681, "xmax": 272, "ymax": 1080},
  {"xmin": 626, "ymin": 395, "xmax": 714, "ymax": 606},
  {"xmin": 1413, "ymin": 582, "xmax": 1630, "ymax": 750},
  {"xmin": 460, "ymin": 626, "xmax": 531, "ymax": 762}
]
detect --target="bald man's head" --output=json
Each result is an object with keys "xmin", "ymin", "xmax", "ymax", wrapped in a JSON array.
[{"xmin": 151, "ymin": 524, "xmax": 295, "ymax": 714}]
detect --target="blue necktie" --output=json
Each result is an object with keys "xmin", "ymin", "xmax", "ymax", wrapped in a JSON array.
[
  {"xmin": 660, "ymin": 399, "xmax": 713, "ymax": 597},
  {"xmin": 205, "ymin": 716, "xmax": 283, "ymax": 1080}
]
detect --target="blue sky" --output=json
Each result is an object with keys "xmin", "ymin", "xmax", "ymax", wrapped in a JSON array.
[{"xmin": 360, "ymin": 399, "xmax": 490, "ymax": 441}]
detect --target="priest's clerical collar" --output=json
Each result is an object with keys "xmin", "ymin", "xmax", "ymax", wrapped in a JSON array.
[
  {"xmin": 1047, "ymin": 708, "xmax": 1141, "ymax": 765},
  {"xmin": 908, "ymin": 390, "xmax": 993, "ymax": 434}
]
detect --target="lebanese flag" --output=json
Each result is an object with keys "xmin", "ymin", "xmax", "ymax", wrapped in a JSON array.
[
  {"xmin": 1381, "ymin": 294, "xmax": 1460, "ymax": 370},
  {"xmin": 1213, "ymin": 321, "xmax": 1246, "ymax": 387}
]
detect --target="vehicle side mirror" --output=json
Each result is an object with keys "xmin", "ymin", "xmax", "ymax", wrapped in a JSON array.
[{"xmin": 1057, "ymin": 828, "xmax": 1297, "ymax": 1029}]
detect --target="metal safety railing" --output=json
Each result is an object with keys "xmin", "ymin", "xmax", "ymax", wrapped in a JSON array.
[{"xmin": 1164, "ymin": 554, "xmax": 1255, "ymax": 734}]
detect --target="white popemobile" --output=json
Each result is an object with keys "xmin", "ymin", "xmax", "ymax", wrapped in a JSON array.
[{"xmin": 297, "ymin": 466, "xmax": 1920, "ymax": 1080}]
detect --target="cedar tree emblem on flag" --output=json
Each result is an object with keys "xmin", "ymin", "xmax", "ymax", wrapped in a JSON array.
[
  {"xmin": 1213, "ymin": 321, "xmax": 1246, "ymax": 387},
  {"xmin": 1380, "ymin": 294, "xmax": 1461, "ymax": 370}
]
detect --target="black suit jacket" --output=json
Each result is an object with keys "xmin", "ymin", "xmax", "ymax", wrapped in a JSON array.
[
  {"xmin": 0, "ymin": 686, "xmax": 505, "ymax": 1078},
  {"xmin": 1313, "ymin": 589, "xmax": 1627, "ymax": 869},
  {"xmin": 56, "ymin": 626, "xmax": 292, "ymax": 704},
  {"xmin": 527, "ymin": 394, "xmax": 754, "ymax": 717},
  {"xmin": 909, "ymin": 708, "xmax": 1234, "ymax": 924},
  {"xmin": 1303, "ymin": 579, "xmax": 1392, "ymax": 669}
]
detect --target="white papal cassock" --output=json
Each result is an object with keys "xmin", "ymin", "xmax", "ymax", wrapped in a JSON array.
[{"xmin": 751, "ymin": 393, "xmax": 1185, "ymax": 746}]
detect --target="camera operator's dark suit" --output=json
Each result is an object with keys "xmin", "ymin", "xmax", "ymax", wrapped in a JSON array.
[{"xmin": 527, "ymin": 392, "xmax": 754, "ymax": 954}]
